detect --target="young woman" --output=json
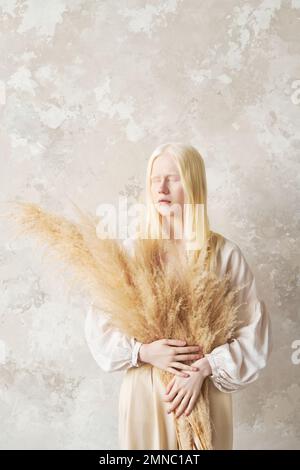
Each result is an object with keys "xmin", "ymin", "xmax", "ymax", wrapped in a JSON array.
[{"xmin": 84, "ymin": 143, "xmax": 272, "ymax": 450}]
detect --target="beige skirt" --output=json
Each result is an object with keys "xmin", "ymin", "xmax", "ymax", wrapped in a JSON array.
[{"xmin": 118, "ymin": 364, "xmax": 233, "ymax": 450}]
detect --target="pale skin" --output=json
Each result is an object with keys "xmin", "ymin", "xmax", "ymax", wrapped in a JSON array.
[{"xmin": 138, "ymin": 151, "xmax": 212, "ymax": 418}]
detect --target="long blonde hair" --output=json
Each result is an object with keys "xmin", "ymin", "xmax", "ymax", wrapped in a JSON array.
[{"xmin": 136, "ymin": 142, "xmax": 225, "ymax": 271}]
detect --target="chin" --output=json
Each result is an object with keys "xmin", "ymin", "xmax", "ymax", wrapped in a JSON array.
[{"xmin": 156, "ymin": 205, "xmax": 172, "ymax": 217}]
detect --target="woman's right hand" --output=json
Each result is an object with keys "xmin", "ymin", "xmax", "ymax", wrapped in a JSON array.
[{"xmin": 138, "ymin": 339, "xmax": 203, "ymax": 377}]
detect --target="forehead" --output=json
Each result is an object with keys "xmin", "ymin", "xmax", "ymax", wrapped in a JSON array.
[{"xmin": 151, "ymin": 152, "xmax": 179, "ymax": 176}]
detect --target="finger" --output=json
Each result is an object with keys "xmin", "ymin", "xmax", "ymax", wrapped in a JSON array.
[
  {"xmin": 167, "ymin": 367, "xmax": 189, "ymax": 378},
  {"xmin": 184, "ymin": 393, "xmax": 198, "ymax": 416},
  {"xmin": 173, "ymin": 346, "xmax": 203, "ymax": 354},
  {"xmin": 164, "ymin": 382, "xmax": 179, "ymax": 402},
  {"xmin": 165, "ymin": 377, "xmax": 176, "ymax": 395},
  {"xmin": 166, "ymin": 379, "xmax": 190, "ymax": 402},
  {"xmin": 167, "ymin": 390, "xmax": 185, "ymax": 414},
  {"xmin": 175, "ymin": 393, "xmax": 192, "ymax": 419},
  {"xmin": 164, "ymin": 389, "xmax": 177, "ymax": 402},
  {"xmin": 173, "ymin": 353, "xmax": 203, "ymax": 361},
  {"xmin": 166, "ymin": 376, "xmax": 176, "ymax": 392},
  {"xmin": 170, "ymin": 362, "xmax": 199, "ymax": 372},
  {"xmin": 166, "ymin": 339, "xmax": 186, "ymax": 346}
]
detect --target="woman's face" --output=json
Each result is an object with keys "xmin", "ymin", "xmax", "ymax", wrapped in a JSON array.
[{"xmin": 150, "ymin": 152, "xmax": 185, "ymax": 217}]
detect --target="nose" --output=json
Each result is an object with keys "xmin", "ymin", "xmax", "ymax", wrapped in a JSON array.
[{"xmin": 158, "ymin": 178, "xmax": 169, "ymax": 194}]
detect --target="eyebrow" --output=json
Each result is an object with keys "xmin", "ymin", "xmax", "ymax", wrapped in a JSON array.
[{"xmin": 150, "ymin": 173, "xmax": 179, "ymax": 178}]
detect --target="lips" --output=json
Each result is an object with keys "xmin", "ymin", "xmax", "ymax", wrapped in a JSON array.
[{"xmin": 158, "ymin": 199, "xmax": 171, "ymax": 203}]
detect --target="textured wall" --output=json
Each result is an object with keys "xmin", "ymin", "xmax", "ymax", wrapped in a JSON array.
[{"xmin": 0, "ymin": 0, "xmax": 299, "ymax": 450}]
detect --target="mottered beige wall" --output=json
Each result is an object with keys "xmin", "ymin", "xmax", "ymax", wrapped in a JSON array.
[{"xmin": 0, "ymin": 0, "xmax": 299, "ymax": 449}]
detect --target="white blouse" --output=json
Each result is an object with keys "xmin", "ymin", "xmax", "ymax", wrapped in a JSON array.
[{"xmin": 84, "ymin": 236, "xmax": 272, "ymax": 392}]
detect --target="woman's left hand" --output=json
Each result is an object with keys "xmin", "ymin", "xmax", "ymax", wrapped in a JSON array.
[{"xmin": 162, "ymin": 357, "xmax": 212, "ymax": 418}]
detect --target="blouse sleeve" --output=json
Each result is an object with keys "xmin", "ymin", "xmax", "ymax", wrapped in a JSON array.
[
  {"xmin": 84, "ymin": 301, "xmax": 143, "ymax": 372},
  {"xmin": 204, "ymin": 239, "xmax": 273, "ymax": 393},
  {"xmin": 84, "ymin": 237, "xmax": 143, "ymax": 373}
]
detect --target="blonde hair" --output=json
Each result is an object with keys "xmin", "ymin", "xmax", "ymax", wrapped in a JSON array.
[{"xmin": 136, "ymin": 142, "xmax": 225, "ymax": 270}]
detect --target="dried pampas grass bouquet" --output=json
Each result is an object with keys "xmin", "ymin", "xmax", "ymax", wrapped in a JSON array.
[{"xmin": 7, "ymin": 200, "xmax": 245, "ymax": 450}]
